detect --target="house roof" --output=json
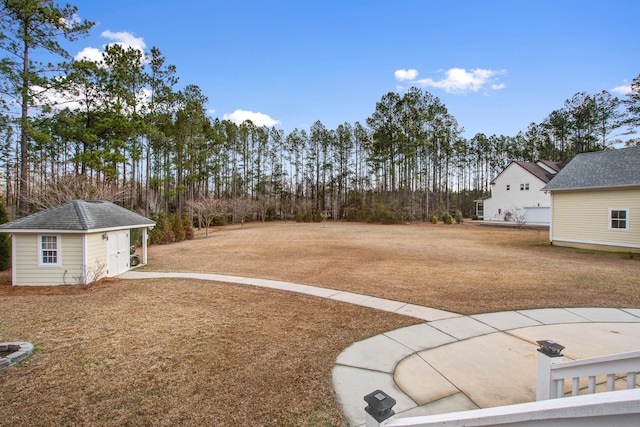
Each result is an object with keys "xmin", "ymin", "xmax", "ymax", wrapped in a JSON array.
[
  {"xmin": 0, "ymin": 200, "xmax": 155, "ymax": 233},
  {"xmin": 536, "ymin": 160, "xmax": 564, "ymax": 174},
  {"xmin": 542, "ymin": 146, "xmax": 640, "ymax": 191},
  {"xmin": 491, "ymin": 161, "xmax": 560, "ymax": 185}
]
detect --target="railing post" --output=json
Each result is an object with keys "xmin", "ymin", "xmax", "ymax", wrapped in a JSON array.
[
  {"xmin": 536, "ymin": 340, "xmax": 565, "ymax": 401},
  {"xmin": 364, "ymin": 389, "xmax": 396, "ymax": 426}
]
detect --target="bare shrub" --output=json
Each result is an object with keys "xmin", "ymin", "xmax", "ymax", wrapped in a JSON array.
[
  {"xmin": 73, "ymin": 259, "xmax": 106, "ymax": 289},
  {"xmin": 26, "ymin": 175, "xmax": 129, "ymax": 211}
]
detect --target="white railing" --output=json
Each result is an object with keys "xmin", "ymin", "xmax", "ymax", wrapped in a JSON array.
[
  {"xmin": 536, "ymin": 345, "xmax": 640, "ymax": 400},
  {"xmin": 364, "ymin": 389, "xmax": 640, "ymax": 426},
  {"xmin": 363, "ymin": 341, "xmax": 640, "ymax": 427}
]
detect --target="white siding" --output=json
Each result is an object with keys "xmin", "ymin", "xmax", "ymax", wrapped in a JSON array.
[
  {"xmin": 14, "ymin": 234, "xmax": 84, "ymax": 285},
  {"xmin": 551, "ymin": 188, "xmax": 640, "ymax": 251},
  {"xmin": 85, "ymin": 232, "xmax": 108, "ymax": 283},
  {"xmin": 484, "ymin": 163, "xmax": 552, "ymax": 222}
]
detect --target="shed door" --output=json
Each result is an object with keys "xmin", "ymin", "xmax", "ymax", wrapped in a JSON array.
[{"xmin": 106, "ymin": 230, "xmax": 130, "ymax": 276}]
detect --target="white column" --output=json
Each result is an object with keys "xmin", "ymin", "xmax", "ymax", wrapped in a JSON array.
[
  {"xmin": 142, "ymin": 227, "xmax": 148, "ymax": 265},
  {"xmin": 536, "ymin": 348, "xmax": 564, "ymax": 401}
]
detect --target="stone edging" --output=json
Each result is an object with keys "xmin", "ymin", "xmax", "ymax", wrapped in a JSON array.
[{"xmin": 0, "ymin": 342, "xmax": 34, "ymax": 370}]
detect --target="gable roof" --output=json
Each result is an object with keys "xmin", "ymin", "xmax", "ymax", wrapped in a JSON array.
[
  {"xmin": 536, "ymin": 160, "xmax": 564, "ymax": 174},
  {"xmin": 491, "ymin": 161, "xmax": 560, "ymax": 185},
  {"xmin": 0, "ymin": 200, "xmax": 155, "ymax": 233},
  {"xmin": 542, "ymin": 146, "xmax": 640, "ymax": 191}
]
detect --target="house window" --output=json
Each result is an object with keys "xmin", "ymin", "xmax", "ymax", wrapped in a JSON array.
[
  {"xmin": 39, "ymin": 235, "xmax": 61, "ymax": 266},
  {"xmin": 506, "ymin": 185, "xmax": 510, "ymax": 191},
  {"xmin": 525, "ymin": 183, "xmax": 530, "ymax": 191},
  {"xmin": 609, "ymin": 209, "xmax": 628, "ymax": 230},
  {"xmin": 520, "ymin": 183, "xmax": 530, "ymax": 191}
]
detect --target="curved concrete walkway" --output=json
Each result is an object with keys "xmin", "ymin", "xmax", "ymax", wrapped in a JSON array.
[{"xmin": 119, "ymin": 271, "xmax": 640, "ymax": 427}]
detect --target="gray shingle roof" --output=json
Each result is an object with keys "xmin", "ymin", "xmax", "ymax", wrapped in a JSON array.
[
  {"xmin": 0, "ymin": 200, "xmax": 155, "ymax": 232},
  {"xmin": 542, "ymin": 146, "xmax": 640, "ymax": 191}
]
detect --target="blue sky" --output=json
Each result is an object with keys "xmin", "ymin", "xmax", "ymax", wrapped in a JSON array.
[{"xmin": 66, "ymin": 0, "xmax": 638, "ymax": 139}]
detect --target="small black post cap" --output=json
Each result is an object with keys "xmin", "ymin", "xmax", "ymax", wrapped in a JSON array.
[
  {"xmin": 536, "ymin": 340, "xmax": 565, "ymax": 357},
  {"xmin": 364, "ymin": 389, "xmax": 396, "ymax": 422}
]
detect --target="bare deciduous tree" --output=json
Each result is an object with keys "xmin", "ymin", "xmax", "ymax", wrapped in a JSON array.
[
  {"xmin": 188, "ymin": 197, "xmax": 228, "ymax": 236},
  {"xmin": 26, "ymin": 175, "xmax": 129, "ymax": 211},
  {"xmin": 231, "ymin": 197, "xmax": 256, "ymax": 229}
]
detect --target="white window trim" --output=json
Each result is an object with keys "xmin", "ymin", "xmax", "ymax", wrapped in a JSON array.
[
  {"xmin": 608, "ymin": 208, "xmax": 629, "ymax": 231},
  {"xmin": 38, "ymin": 234, "xmax": 62, "ymax": 267}
]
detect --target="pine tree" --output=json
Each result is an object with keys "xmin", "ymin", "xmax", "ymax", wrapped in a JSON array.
[
  {"xmin": 182, "ymin": 215, "xmax": 195, "ymax": 240},
  {"xmin": 0, "ymin": 196, "xmax": 11, "ymax": 270},
  {"xmin": 172, "ymin": 213, "xmax": 185, "ymax": 242},
  {"xmin": 0, "ymin": 0, "xmax": 93, "ymax": 215}
]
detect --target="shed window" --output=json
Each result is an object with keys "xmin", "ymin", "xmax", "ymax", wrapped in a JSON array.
[
  {"xmin": 610, "ymin": 209, "xmax": 628, "ymax": 230},
  {"xmin": 39, "ymin": 235, "xmax": 61, "ymax": 266}
]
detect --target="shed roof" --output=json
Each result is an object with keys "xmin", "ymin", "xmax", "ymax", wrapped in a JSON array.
[
  {"xmin": 0, "ymin": 200, "xmax": 155, "ymax": 232},
  {"xmin": 542, "ymin": 146, "xmax": 640, "ymax": 191}
]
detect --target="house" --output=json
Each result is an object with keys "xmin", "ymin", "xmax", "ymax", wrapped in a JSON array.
[
  {"xmin": 542, "ymin": 146, "xmax": 640, "ymax": 253},
  {"xmin": 0, "ymin": 200, "xmax": 155, "ymax": 286},
  {"xmin": 481, "ymin": 160, "xmax": 563, "ymax": 223}
]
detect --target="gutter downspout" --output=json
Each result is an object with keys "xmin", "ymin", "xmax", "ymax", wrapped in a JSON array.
[
  {"xmin": 82, "ymin": 234, "xmax": 88, "ymax": 285},
  {"xmin": 11, "ymin": 235, "xmax": 16, "ymax": 286}
]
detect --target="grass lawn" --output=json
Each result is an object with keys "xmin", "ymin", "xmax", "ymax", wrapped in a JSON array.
[{"xmin": 1, "ymin": 221, "xmax": 638, "ymax": 426}]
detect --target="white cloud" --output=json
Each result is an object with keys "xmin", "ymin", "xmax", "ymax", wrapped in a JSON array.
[
  {"xmin": 394, "ymin": 69, "xmax": 418, "ymax": 81},
  {"xmin": 74, "ymin": 30, "xmax": 146, "ymax": 62},
  {"xmin": 74, "ymin": 46, "xmax": 103, "ymax": 62},
  {"xmin": 31, "ymin": 84, "xmax": 82, "ymax": 111},
  {"xmin": 399, "ymin": 67, "xmax": 507, "ymax": 94},
  {"xmin": 208, "ymin": 109, "xmax": 216, "ymax": 115},
  {"xmin": 612, "ymin": 85, "xmax": 632, "ymax": 95},
  {"xmin": 101, "ymin": 30, "xmax": 146, "ymax": 52},
  {"xmin": 60, "ymin": 13, "xmax": 81, "ymax": 29},
  {"xmin": 223, "ymin": 109, "xmax": 279, "ymax": 127},
  {"xmin": 418, "ymin": 68, "xmax": 507, "ymax": 93}
]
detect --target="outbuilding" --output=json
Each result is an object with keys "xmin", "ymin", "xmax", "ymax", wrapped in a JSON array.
[
  {"xmin": 542, "ymin": 146, "xmax": 640, "ymax": 253},
  {"xmin": 0, "ymin": 200, "xmax": 155, "ymax": 286}
]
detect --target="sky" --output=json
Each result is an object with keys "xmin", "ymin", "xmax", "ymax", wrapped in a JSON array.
[{"xmin": 63, "ymin": 0, "xmax": 639, "ymax": 139}]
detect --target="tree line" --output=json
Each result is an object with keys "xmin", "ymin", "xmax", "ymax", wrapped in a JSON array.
[{"xmin": 1, "ymin": 0, "xmax": 639, "ymax": 226}]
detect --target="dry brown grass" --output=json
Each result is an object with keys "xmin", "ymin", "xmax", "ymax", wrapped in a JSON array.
[
  {"xmin": 144, "ymin": 221, "xmax": 640, "ymax": 314},
  {"xmin": 0, "ymin": 278, "xmax": 415, "ymax": 426},
  {"xmin": 0, "ymin": 221, "xmax": 638, "ymax": 426}
]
